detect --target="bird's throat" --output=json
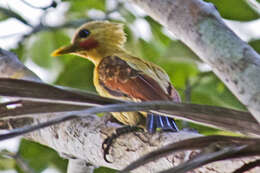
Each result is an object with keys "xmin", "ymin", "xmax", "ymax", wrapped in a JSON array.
[
  {"xmin": 73, "ymin": 49, "xmax": 103, "ymax": 66},
  {"xmin": 76, "ymin": 47, "xmax": 126, "ymax": 67}
]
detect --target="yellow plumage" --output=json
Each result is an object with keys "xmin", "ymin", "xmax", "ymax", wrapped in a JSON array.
[{"xmin": 52, "ymin": 21, "xmax": 180, "ymax": 133}]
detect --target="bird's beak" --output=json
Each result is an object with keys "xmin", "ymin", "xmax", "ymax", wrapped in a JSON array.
[{"xmin": 51, "ymin": 44, "xmax": 78, "ymax": 57}]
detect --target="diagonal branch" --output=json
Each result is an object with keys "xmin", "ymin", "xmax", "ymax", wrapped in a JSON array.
[
  {"xmin": 0, "ymin": 150, "xmax": 35, "ymax": 173},
  {"xmin": 20, "ymin": 0, "xmax": 57, "ymax": 10},
  {"xmin": 233, "ymin": 159, "xmax": 260, "ymax": 173},
  {"xmin": 159, "ymin": 145, "xmax": 248, "ymax": 173},
  {"xmin": 0, "ymin": 78, "xmax": 259, "ymax": 136},
  {"xmin": 0, "ymin": 7, "xmax": 32, "ymax": 27},
  {"xmin": 1, "ymin": 23, "xmax": 260, "ymax": 172},
  {"xmin": 128, "ymin": 0, "xmax": 260, "ymax": 124},
  {"xmin": 121, "ymin": 135, "xmax": 260, "ymax": 172}
]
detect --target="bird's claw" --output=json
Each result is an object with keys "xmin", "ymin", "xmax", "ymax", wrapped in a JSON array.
[
  {"xmin": 102, "ymin": 126, "xmax": 143, "ymax": 163},
  {"xmin": 102, "ymin": 133, "xmax": 118, "ymax": 163}
]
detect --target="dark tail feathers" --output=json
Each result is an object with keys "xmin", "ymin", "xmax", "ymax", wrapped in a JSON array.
[{"xmin": 146, "ymin": 113, "xmax": 179, "ymax": 133}]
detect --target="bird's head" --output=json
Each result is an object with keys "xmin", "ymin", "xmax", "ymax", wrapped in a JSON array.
[{"xmin": 52, "ymin": 21, "xmax": 126, "ymax": 61}]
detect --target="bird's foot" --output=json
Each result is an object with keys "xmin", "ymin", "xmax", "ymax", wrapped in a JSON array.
[{"xmin": 102, "ymin": 126, "xmax": 143, "ymax": 163}]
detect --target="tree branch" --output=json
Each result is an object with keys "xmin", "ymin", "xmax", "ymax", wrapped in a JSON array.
[
  {"xmin": 233, "ymin": 159, "xmax": 260, "ymax": 173},
  {"xmin": 0, "ymin": 7, "xmax": 32, "ymax": 27},
  {"xmin": 20, "ymin": 0, "xmax": 57, "ymax": 10},
  {"xmin": 1, "ymin": 16, "xmax": 260, "ymax": 172},
  {"xmin": 0, "ymin": 150, "xmax": 35, "ymax": 173},
  {"xmin": 0, "ymin": 48, "xmax": 40, "ymax": 81},
  {"xmin": 128, "ymin": 0, "xmax": 260, "ymax": 124},
  {"xmin": 0, "ymin": 96, "xmax": 259, "ymax": 139},
  {"xmin": 121, "ymin": 135, "xmax": 260, "ymax": 172},
  {"xmin": 67, "ymin": 159, "xmax": 96, "ymax": 173}
]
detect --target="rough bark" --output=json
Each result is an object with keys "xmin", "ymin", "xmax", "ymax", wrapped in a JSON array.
[
  {"xmin": 128, "ymin": 0, "xmax": 260, "ymax": 123},
  {"xmin": 0, "ymin": 49, "xmax": 204, "ymax": 172},
  {"xmin": 0, "ymin": 48, "xmax": 260, "ymax": 172},
  {"xmin": 1, "ymin": 0, "xmax": 260, "ymax": 169},
  {"xmin": 67, "ymin": 159, "xmax": 96, "ymax": 173}
]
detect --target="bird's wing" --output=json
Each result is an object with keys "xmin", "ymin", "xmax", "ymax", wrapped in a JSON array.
[{"xmin": 97, "ymin": 55, "xmax": 180, "ymax": 102}]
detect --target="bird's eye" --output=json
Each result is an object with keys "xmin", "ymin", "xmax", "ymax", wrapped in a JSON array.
[{"xmin": 78, "ymin": 29, "xmax": 90, "ymax": 38}]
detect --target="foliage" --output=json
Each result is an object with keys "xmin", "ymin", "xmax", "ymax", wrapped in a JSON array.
[
  {"xmin": 205, "ymin": 0, "xmax": 259, "ymax": 21},
  {"xmin": 17, "ymin": 139, "xmax": 67, "ymax": 173},
  {"xmin": 0, "ymin": 155, "xmax": 15, "ymax": 170},
  {"xmin": 0, "ymin": 0, "xmax": 260, "ymax": 172},
  {"xmin": 94, "ymin": 167, "xmax": 116, "ymax": 173}
]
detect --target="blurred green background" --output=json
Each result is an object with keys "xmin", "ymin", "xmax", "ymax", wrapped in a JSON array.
[{"xmin": 0, "ymin": 0, "xmax": 259, "ymax": 172}]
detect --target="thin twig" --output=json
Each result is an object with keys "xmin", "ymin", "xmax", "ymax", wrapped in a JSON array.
[
  {"xmin": 0, "ymin": 150, "xmax": 35, "ymax": 173},
  {"xmin": 20, "ymin": 0, "xmax": 57, "ymax": 10},
  {"xmin": 0, "ymin": 78, "xmax": 258, "ymax": 135},
  {"xmin": 0, "ymin": 100, "xmax": 259, "ymax": 141},
  {"xmin": 158, "ymin": 145, "xmax": 248, "ymax": 173},
  {"xmin": 16, "ymin": 1, "xmax": 123, "ymax": 44},
  {"xmin": 0, "ymin": 7, "xmax": 32, "ymax": 27},
  {"xmin": 120, "ymin": 135, "xmax": 260, "ymax": 172},
  {"xmin": 233, "ymin": 159, "xmax": 260, "ymax": 173}
]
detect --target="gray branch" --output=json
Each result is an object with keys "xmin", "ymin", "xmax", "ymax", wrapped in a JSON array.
[
  {"xmin": 128, "ymin": 0, "xmax": 260, "ymax": 124},
  {"xmin": 0, "ymin": 7, "xmax": 32, "ymax": 27},
  {"xmin": 1, "ymin": 3, "xmax": 260, "ymax": 169},
  {"xmin": 67, "ymin": 159, "xmax": 96, "ymax": 173},
  {"xmin": 0, "ymin": 47, "xmax": 259, "ymax": 172}
]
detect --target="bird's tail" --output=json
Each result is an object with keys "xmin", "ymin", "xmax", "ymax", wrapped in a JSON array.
[{"xmin": 146, "ymin": 113, "xmax": 179, "ymax": 133}]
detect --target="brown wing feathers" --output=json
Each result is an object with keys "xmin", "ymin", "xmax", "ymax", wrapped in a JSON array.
[{"xmin": 97, "ymin": 56, "xmax": 172, "ymax": 101}]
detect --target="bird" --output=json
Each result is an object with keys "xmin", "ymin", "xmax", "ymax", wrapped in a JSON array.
[{"xmin": 51, "ymin": 21, "xmax": 180, "ymax": 134}]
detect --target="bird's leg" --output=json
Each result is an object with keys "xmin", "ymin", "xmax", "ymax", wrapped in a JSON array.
[{"xmin": 102, "ymin": 126, "xmax": 144, "ymax": 163}]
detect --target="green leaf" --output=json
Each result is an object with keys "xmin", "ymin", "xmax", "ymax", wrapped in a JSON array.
[
  {"xmin": 0, "ymin": 156, "xmax": 15, "ymax": 170},
  {"xmin": 55, "ymin": 56, "xmax": 96, "ymax": 91},
  {"xmin": 145, "ymin": 16, "xmax": 171, "ymax": 46},
  {"xmin": 94, "ymin": 166, "xmax": 117, "ymax": 173},
  {"xmin": 10, "ymin": 43, "xmax": 26, "ymax": 62},
  {"xmin": 157, "ymin": 58, "xmax": 199, "ymax": 90},
  {"xmin": 191, "ymin": 73, "xmax": 244, "ymax": 109},
  {"xmin": 124, "ymin": 25, "xmax": 135, "ymax": 47},
  {"xmin": 0, "ymin": 12, "xmax": 8, "ymax": 21},
  {"xmin": 18, "ymin": 139, "xmax": 67, "ymax": 173},
  {"xmin": 137, "ymin": 39, "xmax": 162, "ymax": 60},
  {"xmin": 163, "ymin": 40, "xmax": 200, "ymax": 61},
  {"xmin": 28, "ymin": 30, "xmax": 70, "ymax": 68},
  {"xmin": 119, "ymin": 8, "xmax": 136, "ymax": 23},
  {"xmin": 64, "ymin": 0, "xmax": 106, "ymax": 18},
  {"xmin": 249, "ymin": 39, "xmax": 260, "ymax": 53},
  {"xmin": 205, "ymin": 0, "xmax": 259, "ymax": 21}
]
